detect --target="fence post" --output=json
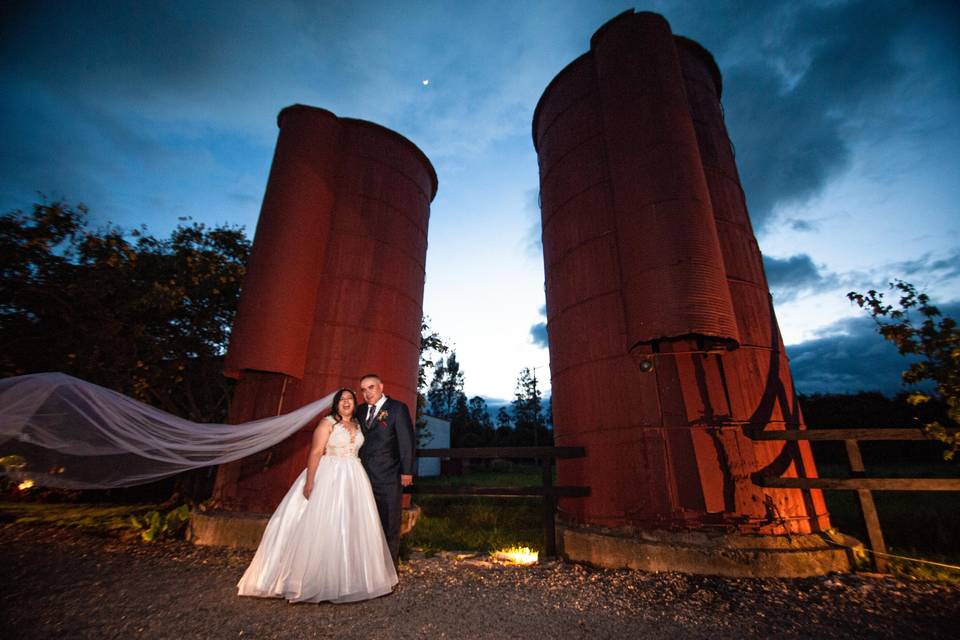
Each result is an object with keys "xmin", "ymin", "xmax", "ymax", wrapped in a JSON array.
[
  {"xmin": 844, "ymin": 439, "xmax": 889, "ymax": 572},
  {"xmin": 542, "ymin": 456, "xmax": 557, "ymax": 557}
]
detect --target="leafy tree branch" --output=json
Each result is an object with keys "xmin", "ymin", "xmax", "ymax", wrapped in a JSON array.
[{"xmin": 848, "ymin": 280, "xmax": 959, "ymax": 459}]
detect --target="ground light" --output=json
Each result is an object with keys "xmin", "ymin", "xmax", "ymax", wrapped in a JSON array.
[{"xmin": 492, "ymin": 546, "xmax": 539, "ymax": 565}]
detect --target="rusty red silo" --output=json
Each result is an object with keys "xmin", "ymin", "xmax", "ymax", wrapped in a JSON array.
[
  {"xmin": 212, "ymin": 105, "xmax": 436, "ymax": 514},
  {"xmin": 534, "ymin": 11, "xmax": 835, "ymax": 574},
  {"xmin": 675, "ymin": 36, "xmax": 829, "ymax": 533}
]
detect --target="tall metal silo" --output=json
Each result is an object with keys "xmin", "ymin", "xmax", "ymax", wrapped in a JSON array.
[
  {"xmin": 533, "ymin": 11, "xmax": 843, "ymax": 576},
  {"xmin": 210, "ymin": 105, "xmax": 436, "ymax": 517}
]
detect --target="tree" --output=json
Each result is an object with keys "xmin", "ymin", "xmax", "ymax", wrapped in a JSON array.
[
  {"xmin": 448, "ymin": 395, "xmax": 498, "ymax": 448},
  {"xmin": 511, "ymin": 367, "xmax": 550, "ymax": 446},
  {"xmin": 800, "ymin": 391, "xmax": 946, "ymax": 465},
  {"xmin": 427, "ymin": 352, "xmax": 466, "ymax": 420},
  {"xmin": 417, "ymin": 317, "xmax": 448, "ymax": 400},
  {"xmin": 494, "ymin": 406, "xmax": 513, "ymax": 446},
  {"xmin": 415, "ymin": 317, "xmax": 449, "ymax": 447},
  {"xmin": 464, "ymin": 396, "xmax": 495, "ymax": 447},
  {"xmin": 449, "ymin": 392, "xmax": 471, "ymax": 447},
  {"xmin": 0, "ymin": 199, "xmax": 250, "ymax": 422},
  {"xmin": 496, "ymin": 406, "xmax": 512, "ymax": 428},
  {"xmin": 468, "ymin": 396, "xmax": 494, "ymax": 431},
  {"xmin": 848, "ymin": 280, "xmax": 959, "ymax": 460}
]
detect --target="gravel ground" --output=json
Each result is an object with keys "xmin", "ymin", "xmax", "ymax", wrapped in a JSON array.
[{"xmin": 1, "ymin": 523, "xmax": 958, "ymax": 639}]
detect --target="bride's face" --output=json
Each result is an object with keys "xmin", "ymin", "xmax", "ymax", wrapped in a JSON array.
[{"xmin": 339, "ymin": 392, "xmax": 356, "ymax": 417}]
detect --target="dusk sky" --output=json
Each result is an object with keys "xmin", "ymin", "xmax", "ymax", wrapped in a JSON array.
[{"xmin": 2, "ymin": 1, "xmax": 958, "ymax": 402}]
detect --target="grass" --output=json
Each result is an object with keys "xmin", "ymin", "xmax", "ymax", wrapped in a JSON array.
[
  {"xmin": 5, "ymin": 463, "xmax": 957, "ymax": 580},
  {"xmin": 814, "ymin": 462, "xmax": 960, "ymax": 581},
  {"xmin": 822, "ymin": 491, "xmax": 960, "ymax": 582},
  {"xmin": 886, "ymin": 553, "xmax": 960, "ymax": 582},
  {"xmin": 816, "ymin": 463, "xmax": 960, "ymax": 549},
  {"xmin": 406, "ymin": 496, "xmax": 543, "ymax": 554},
  {"xmin": 407, "ymin": 462, "xmax": 545, "ymax": 553},
  {"xmin": 406, "ymin": 462, "xmax": 960, "ymax": 581},
  {"xmin": 415, "ymin": 462, "xmax": 549, "ymax": 489},
  {"xmin": 0, "ymin": 502, "xmax": 161, "ymax": 533}
]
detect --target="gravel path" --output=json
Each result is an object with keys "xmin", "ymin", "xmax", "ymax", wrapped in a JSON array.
[{"xmin": 1, "ymin": 523, "xmax": 957, "ymax": 639}]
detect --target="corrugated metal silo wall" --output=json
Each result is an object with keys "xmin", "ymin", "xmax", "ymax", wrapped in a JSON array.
[
  {"xmin": 214, "ymin": 105, "xmax": 436, "ymax": 513},
  {"xmin": 676, "ymin": 39, "xmax": 830, "ymax": 531},
  {"xmin": 534, "ymin": 11, "xmax": 829, "ymax": 534}
]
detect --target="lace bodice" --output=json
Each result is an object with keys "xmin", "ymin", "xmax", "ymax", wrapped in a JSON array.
[{"xmin": 324, "ymin": 420, "xmax": 363, "ymax": 458}]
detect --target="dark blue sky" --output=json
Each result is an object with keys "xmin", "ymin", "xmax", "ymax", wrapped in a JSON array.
[{"xmin": 2, "ymin": 1, "xmax": 958, "ymax": 399}]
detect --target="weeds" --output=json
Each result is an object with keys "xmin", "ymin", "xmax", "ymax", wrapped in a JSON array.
[
  {"xmin": 0, "ymin": 501, "xmax": 192, "ymax": 542},
  {"xmin": 127, "ymin": 504, "xmax": 191, "ymax": 541},
  {"xmin": 0, "ymin": 502, "xmax": 158, "ymax": 533}
]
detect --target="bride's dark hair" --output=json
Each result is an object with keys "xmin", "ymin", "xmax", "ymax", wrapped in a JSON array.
[{"xmin": 331, "ymin": 388, "xmax": 357, "ymax": 421}]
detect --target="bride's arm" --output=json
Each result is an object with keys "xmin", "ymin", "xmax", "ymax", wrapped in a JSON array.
[{"xmin": 303, "ymin": 417, "xmax": 334, "ymax": 499}]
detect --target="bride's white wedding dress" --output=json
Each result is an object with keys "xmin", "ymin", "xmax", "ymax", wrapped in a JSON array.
[{"xmin": 237, "ymin": 418, "xmax": 397, "ymax": 603}]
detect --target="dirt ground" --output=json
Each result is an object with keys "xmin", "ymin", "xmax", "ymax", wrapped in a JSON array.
[{"xmin": 1, "ymin": 522, "xmax": 958, "ymax": 640}]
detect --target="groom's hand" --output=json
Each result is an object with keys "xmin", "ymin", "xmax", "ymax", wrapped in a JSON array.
[{"xmin": 400, "ymin": 474, "xmax": 413, "ymax": 486}]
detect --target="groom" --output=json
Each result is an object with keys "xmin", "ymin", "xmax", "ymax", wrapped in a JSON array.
[{"xmin": 357, "ymin": 373, "xmax": 415, "ymax": 567}]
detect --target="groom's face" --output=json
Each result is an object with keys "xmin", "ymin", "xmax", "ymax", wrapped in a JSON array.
[{"xmin": 360, "ymin": 377, "xmax": 384, "ymax": 405}]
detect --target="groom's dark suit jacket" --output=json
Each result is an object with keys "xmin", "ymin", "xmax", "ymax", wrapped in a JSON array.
[{"xmin": 357, "ymin": 396, "xmax": 415, "ymax": 486}]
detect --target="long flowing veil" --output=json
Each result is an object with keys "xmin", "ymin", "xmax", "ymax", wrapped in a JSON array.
[{"xmin": 0, "ymin": 372, "xmax": 335, "ymax": 489}]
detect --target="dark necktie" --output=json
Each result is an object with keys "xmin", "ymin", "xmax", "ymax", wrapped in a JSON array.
[{"xmin": 366, "ymin": 405, "xmax": 374, "ymax": 427}]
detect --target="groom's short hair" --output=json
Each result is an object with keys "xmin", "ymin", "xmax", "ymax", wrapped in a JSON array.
[{"xmin": 360, "ymin": 373, "xmax": 382, "ymax": 383}]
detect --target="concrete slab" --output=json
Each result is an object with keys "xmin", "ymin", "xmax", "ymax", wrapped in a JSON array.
[{"xmin": 559, "ymin": 523, "xmax": 863, "ymax": 577}]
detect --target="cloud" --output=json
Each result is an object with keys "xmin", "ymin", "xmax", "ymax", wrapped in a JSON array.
[
  {"xmin": 524, "ymin": 188, "xmax": 543, "ymax": 257},
  {"xmin": 0, "ymin": 0, "xmax": 585, "ymax": 229},
  {"xmin": 1, "ymin": 3, "xmax": 285, "ymax": 134},
  {"xmin": 764, "ymin": 248, "xmax": 960, "ymax": 310},
  {"xmin": 787, "ymin": 300, "xmax": 960, "ymax": 395},
  {"xmin": 763, "ymin": 254, "xmax": 837, "ymax": 302},
  {"xmin": 786, "ymin": 218, "xmax": 817, "ymax": 232},
  {"xmin": 891, "ymin": 249, "xmax": 960, "ymax": 282},
  {"xmin": 724, "ymin": 63, "xmax": 853, "ymax": 229},
  {"xmin": 714, "ymin": 0, "xmax": 960, "ymax": 231},
  {"xmin": 788, "ymin": 316, "xmax": 911, "ymax": 396},
  {"xmin": 530, "ymin": 322, "xmax": 548, "ymax": 348},
  {"xmin": 478, "ymin": 396, "xmax": 511, "ymax": 411},
  {"xmin": 530, "ymin": 303, "xmax": 548, "ymax": 348},
  {"xmin": 5, "ymin": 2, "xmax": 958, "ymax": 217},
  {"xmin": 0, "ymin": 2, "xmax": 305, "ymax": 229},
  {"xmin": 835, "ymin": 250, "xmax": 960, "ymax": 308}
]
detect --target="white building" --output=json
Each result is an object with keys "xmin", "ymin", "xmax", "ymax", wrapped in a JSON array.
[{"xmin": 416, "ymin": 414, "xmax": 450, "ymax": 477}]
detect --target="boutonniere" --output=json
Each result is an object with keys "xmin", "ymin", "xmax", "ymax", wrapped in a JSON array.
[{"xmin": 376, "ymin": 409, "xmax": 389, "ymax": 425}]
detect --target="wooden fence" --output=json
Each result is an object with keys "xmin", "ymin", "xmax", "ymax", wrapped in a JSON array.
[
  {"xmin": 406, "ymin": 446, "xmax": 589, "ymax": 557},
  {"xmin": 751, "ymin": 428, "xmax": 960, "ymax": 572}
]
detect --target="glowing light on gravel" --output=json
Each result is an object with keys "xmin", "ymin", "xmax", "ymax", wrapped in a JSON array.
[
  {"xmin": 18, "ymin": 480, "xmax": 34, "ymax": 491},
  {"xmin": 493, "ymin": 546, "xmax": 538, "ymax": 565}
]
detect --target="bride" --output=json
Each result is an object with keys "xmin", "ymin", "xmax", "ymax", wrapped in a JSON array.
[
  {"xmin": 0, "ymin": 373, "xmax": 396, "ymax": 603},
  {"xmin": 237, "ymin": 387, "xmax": 397, "ymax": 603},
  {"xmin": 0, "ymin": 374, "xmax": 395, "ymax": 603}
]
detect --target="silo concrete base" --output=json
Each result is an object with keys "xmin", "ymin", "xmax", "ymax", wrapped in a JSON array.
[
  {"xmin": 188, "ymin": 510, "xmax": 270, "ymax": 549},
  {"xmin": 189, "ymin": 506, "xmax": 422, "ymax": 549},
  {"xmin": 558, "ymin": 524, "xmax": 863, "ymax": 577}
]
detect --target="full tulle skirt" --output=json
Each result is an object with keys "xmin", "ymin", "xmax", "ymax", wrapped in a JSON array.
[{"xmin": 237, "ymin": 455, "xmax": 397, "ymax": 603}]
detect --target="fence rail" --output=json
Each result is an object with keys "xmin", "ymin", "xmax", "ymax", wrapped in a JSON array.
[
  {"xmin": 414, "ymin": 446, "xmax": 587, "ymax": 459},
  {"xmin": 750, "ymin": 427, "xmax": 958, "ymax": 572},
  {"xmin": 751, "ymin": 428, "xmax": 940, "ymax": 441},
  {"xmin": 406, "ymin": 446, "xmax": 589, "ymax": 557},
  {"xmin": 755, "ymin": 477, "xmax": 960, "ymax": 491}
]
